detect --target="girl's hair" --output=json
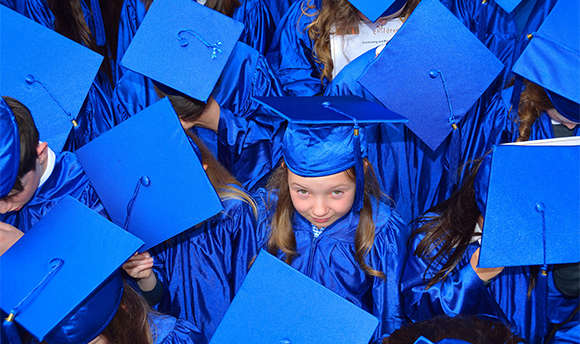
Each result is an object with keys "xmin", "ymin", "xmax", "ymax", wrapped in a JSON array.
[
  {"xmin": 266, "ymin": 159, "xmax": 385, "ymax": 278},
  {"xmin": 100, "ymin": 282, "xmax": 153, "ymax": 344},
  {"xmin": 141, "ymin": 0, "xmax": 241, "ymax": 16},
  {"xmin": 2, "ymin": 97, "xmax": 39, "ymax": 193},
  {"xmin": 47, "ymin": 0, "xmax": 122, "ymax": 85},
  {"xmin": 412, "ymin": 160, "xmax": 482, "ymax": 289},
  {"xmin": 163, "ymin": 92, "xmax": 257, "ymax": 217},
  {"xmin": 516, "ymin": 80, "xmax": 552, "ymax": 142},
  {"xmin": 305, "ymin": 0, "xmax": 420, "ymax": 83}
]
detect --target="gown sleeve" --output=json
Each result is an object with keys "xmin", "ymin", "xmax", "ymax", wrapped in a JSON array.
[{"xmin": 149, "ymin": 313, "xmax": 207, "ymax": 344}]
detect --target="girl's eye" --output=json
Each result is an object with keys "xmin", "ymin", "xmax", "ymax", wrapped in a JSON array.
[
  {"xmin": 331, "ymin": 190, "xmax": 344, "ymax": 197},
  {"xmin": 296, "ymin": 189, "xmax": 309, "ymax": 196}
]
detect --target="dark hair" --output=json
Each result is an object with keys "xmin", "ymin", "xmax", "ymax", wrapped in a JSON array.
[
  {"xmin": 2, "ymin": 97, "xmax": 39, "ymax": 193},
  {"xmin": 165, "ymin": 93, "xmax": 207, "ymax": 124},
  {"xmin": 141, "ymin": 0, "xmax": 240, "ymax": 16},
  {"xmin": 99, "ymin": 283, "xmax": 153, "ymax": 344},
  {"xmin": 266, "ymin": 159, "xmax": 385, "ymax": 278},
  {"xmin": 383, "ymin": 315, "xmax": 523, "ymax": 344}
]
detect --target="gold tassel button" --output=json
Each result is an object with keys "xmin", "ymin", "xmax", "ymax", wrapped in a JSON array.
[{"xmin": 5, "ymin": 313, "xmax": 15, "ymax": 322}]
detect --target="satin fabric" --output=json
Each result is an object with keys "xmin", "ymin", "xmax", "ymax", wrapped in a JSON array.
[
  {"xmin": 0, "ymin": 152, "xmax": 105, "ymax": 232},
  {"xmin": 324, "ymin": 48, "xmax": 513, "ymax": 224},
  {"xmin": 23, "ymin": 0, "xmax": 119, "ymax": 152},
  {"xmin": 0, "ymin": 99, "xmax": 20, "ymax": 198},
  {"xmin": 149, "ymin": 191, "xmax": 259, "ymax": 343},
  {"xmin": 402, "ymin": 227, "xmax": 580, "ymax": 344},
  {"xmin": 266, "ymin": 0, "xmax": 325, "ymax": 96},
  {"xmin": 115, "ymin": 0, "xmax": 275, "ymax": 85},
  {"xmin": 265, "ymin": 0, "xmax": 298, "ymax": 28},
  {"xmin": 254, "ymin": 189, "xmax": 411, "ymax": 342},
  {"xmin": 149, "ymin": 313, "xmax": 206, "ymax": 344},
  {"xmin": 0, "ymin": 0, "xmax": 26, "ymax": 12}
]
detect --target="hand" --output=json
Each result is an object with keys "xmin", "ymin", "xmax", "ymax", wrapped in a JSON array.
[
  {"xmin": 470, "ymin": 248, "xmax": 504, "ymax": 282},
  {"xmin": 0, "ymin": 222, "xmax": 24, "ymax": 256},
  {"xmin": 122, "ymin": 251, "xmax": 157, "ymax": 291}
]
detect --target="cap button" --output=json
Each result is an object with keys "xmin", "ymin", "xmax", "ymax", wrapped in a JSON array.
[
  {"xmin": 535, "ymin": 202, "xmax": 545, "ymax": 213},
  {"xmin": 428, "ymin": 70, "xmax": 438, "ymax": 79},
  {"xmin": 24, "ymin": 74, "xmax": 36, "ymax": 85},
  {"xmin": 279, "ymin": 339, "xmax": 292, "ymax": 344},
  {"xmin": 140, "ymin": 176, "xmax": 151, "ymax": 187},
  {"xmin": 321, "ymin": 101, "xmax": 331, "ymax": 107}
]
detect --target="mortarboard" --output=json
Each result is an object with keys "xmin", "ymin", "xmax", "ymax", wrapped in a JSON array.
[
  {"xmin": 120, "ymin": 0, "xmax": 244, "ymax": 102},
  {"xmin": 494, "ymin": 0, "xmax": 524, "ymax": 14},
  {"xmin": 210, "ymin": 250, "xmax": 379, "ymax": 344},
  {"xmin": 254, "ymin": 96, "xmax": 407, "ymax": 212},
  {"xmin": 0, "ymin": 196, "xmax": 143, "ymax": 342},
  {"xmin": 76, "ymin": 98, "xmax": 224, "ymax": 251},
  {"xmin": 0, "ymin": 6, "xmax": 103, "ymax": 151},
  {"xmin": 512, "ymin": 0, "xmax": 580, "ymax": 123},
  {"xmin": 359, "ymin": 0, "xmax": 504, "ymax": 151},
  {"xmin": 0, "ymin": 97, "xmax": 20, "ymax": 198},
  {"xmin": 347, "ymin": 0, "xmax": 408, "ymax": 22},
  {"xmin": 413, "ymin": 337, "xmax": 471, "ymax": 344},
  {"xmin": 477, "ymin": 137, "xmax": 580, "ymax": 268}
]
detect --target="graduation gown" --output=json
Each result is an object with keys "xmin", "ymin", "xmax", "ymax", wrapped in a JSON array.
[
  {"xmin": 402, "ymin": 228, "xmax": 580, "ymax": 344},
  {"xmin": 0, "ymin": 152, "xmax": 105, "ymax": 232},
  {"xmin": 115, "ymin": 0, "xmax": 275, "ymax": 84},
  {"xmin": 150, "ymin": 191, "xmax": 259, "ymax": 343},
  {"xmin": 255, "ymin": 189, "xmax": 411, "ymax": 341},
  {"xmin": 324, "ymin": 47, "xmax": 513, "ymax": 224},
  {"xmin": 23, "ymin": 0, "xmax": 119, "ymax": 151},
  {"xmin": 149, "ymin": 313, "xmax": 207, "ymax": 344}
]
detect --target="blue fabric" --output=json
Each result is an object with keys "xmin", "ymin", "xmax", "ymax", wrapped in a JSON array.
[
  {"xmin": 0, "ymin": 152, "xmax": 106, "ymax": 232},
  {"xmin": 266, "ymin": 0, "xmax": 325, "ymax": 96},
  {"xmin": 325, "ymin": 48, "xmax": 513, "ymax": 224},
  {"xmin": 22, "ymin": 0, "xmax": 119, "ymax": 152},
  {"xmin": 1, "ymin": 0, "xmax": 26, "ymax": 12},
  {"xmin": 402, "ymin": 229, "xmax": 580, "ymax": 344},
  {"xmin": 115, "ymin": 0, "xmax": 275, "ymax": 86},
  {"xmin": 0, "ymin": 98, "xmax": 20, "ymax": 198},
  {"xmin": 254, "ymin": 189, "xmax": 411, "ymax": 342},
  {"xmin": 149, "ymin": 313, "xmax": 206, "ymax": 344},
  {"xmin": 150, "ymin": 191, "xmax": 259, "ymax": 343},
  {"xmin": 265, "ymin": 0, "xmax": 297, "ymax": 27}
]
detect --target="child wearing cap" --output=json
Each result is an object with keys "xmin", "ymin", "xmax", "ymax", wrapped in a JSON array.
[
  {"xmin": 401, "ymin": 152, "xmax": 580, "ymax": 344},
  {"xmin": 0, "ymin": 97, "xmax": 105, "ymax": 232},
  {"xmin": 267, "ymin": 0, "xmax": 416, "ymax": 96}
]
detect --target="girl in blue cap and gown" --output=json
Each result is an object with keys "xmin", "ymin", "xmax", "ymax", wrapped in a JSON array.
[
  {"xmin": 0, "ymin": 97, "xmax": 105, "ymax": 232},
  {"xmin": 267, "ymin": 0, "xmax": 416, "ymax": 96},
  {"xmin": 401, "ymin": 157, "xmax": 580, "ymax": 344},
  {"xmin": 22, "ymin": 0, "xmax": 122, "ymax": 151},
  {"xmin": 122, "ymin": 95, "xmax": 261, "ymax": 343}
]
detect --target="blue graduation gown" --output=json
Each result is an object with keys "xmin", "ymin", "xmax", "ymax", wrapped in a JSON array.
[
  {"xmin": 0, "ymin": 152, "xmax": 105, "ymax": 232},
  {"xmin": 1, "ymin": 0, "xmax": 26, "ymax": 12},
  {"xmin": 149, "ymin": 191, "xmax": 259, "ymax": 343},
  {"xmin": 255, "ymin": 189, "xmax": 411, "ymax": 341},
  {"xmin": 266, "ymin": 0, "xmax": 325, "ymax": 96},
  {"xmin": 149, "ymin": 313, "xmax": 207, "ymax": 344},
  {"xmin": 325, "ymin": 48, "xmax": 513, "ymax": 224},
  {"xmin": 402, "ymin": 228, "xmax": 580, "ymax": 343},
  {"xmin": 23, "ymin": 0, "xmax": 120, "ymax": 151},
  {"xmin": 115, "ymin": 0, "xmax": 275, "ymax": 84},
  {"xmin": 265, "ymin": 0, "xmax": 298, "ymax": 27}
]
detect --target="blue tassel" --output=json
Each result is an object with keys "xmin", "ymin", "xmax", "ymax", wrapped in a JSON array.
[
  {"xmin": 90, "ymin": 0, "xmax": 106, "ymax": 47},
  {"xmin": 353, "ymin": 126, "xmax": 364, "ymax": 213},
  {"xmin": 3, "ymin": 314, "xmax": 23, "ymax": 344}
]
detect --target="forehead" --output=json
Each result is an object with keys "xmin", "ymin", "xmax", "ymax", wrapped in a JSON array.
[{"xmin": 287, "ymin": 169, "xmax": 354, "ymax": 190}]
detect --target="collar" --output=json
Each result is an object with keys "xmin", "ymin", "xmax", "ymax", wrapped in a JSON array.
[{"xmin": 38, "ymin": 147, "xmax": 55, "ymax": 187}]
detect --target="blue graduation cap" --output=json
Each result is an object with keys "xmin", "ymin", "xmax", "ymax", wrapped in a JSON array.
[
  {"xmin": 76, "ymin": 98, "xmax": 224, "ymax": 251},
  {"xmin": 494, "ymin": 0, "xmax": 524, "ymax": 13},
  {"xmin": 0, "ymin": 97, "xmax": 20, "ymax": 198},
  {"xmin": 0, "ymin": 196, "xmax": 143, "ymax": 342},
  {"xmin": 413, "ymin": 337, "xmax": 471, "ymax": 344},
  {"xmin": 359, "ymin": 0, "xmax": 504, "ymax": 151},
  {"xmin": 120, "ymin": 0, "xmax": 244, "ymax": 102},
  {"xmin": 512, "ymin": 0, "xmax": 580, "ymax": 123},
  {"xmin": 347, "ymin": 0, "xmax": 408, "ymax": 22},
  {"xmin": 478, "ymin": 138, "xmax": 580, "ymax": 268},
  {"xmin": 210, "ymin": 251, "xmax": 379, "ymax": 344},
  {"xmin": 254, "ymin": 96, "xmax": 407, "ymax": 212},
  {"xmin": 0, "ymin": 6, "xmax": 103, "ymax": 151}
]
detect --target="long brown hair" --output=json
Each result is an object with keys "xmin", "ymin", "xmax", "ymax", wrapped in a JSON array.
[
  {"xmin": 47, "ymin": 0, "xmax": 123, "ymax": 85},
  {"xmin": 306, "ymin": 0, "xmax": 420, "ymax": 83},
  {"xmin": 266, "ymin": 159, "xmax": 385, "ymax": 278},
  {"xmin": 516, "ymin": 80, "xmax": 552, "ymax": 142},
  {"xmin": 412, "ymin": 160, "xmax": 482, "ymax": 289},
  {"xmin": 140, "ymin": 0, "xmax": 240, "ymax": 16},
  {"xmin": 100, "ymin": 283, "xmax": 153, "ymax": 344}
]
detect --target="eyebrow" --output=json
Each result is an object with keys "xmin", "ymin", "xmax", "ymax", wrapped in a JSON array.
[{"xmin": 290, "ymin": 183, "xmax": 309, "ymax": 189}]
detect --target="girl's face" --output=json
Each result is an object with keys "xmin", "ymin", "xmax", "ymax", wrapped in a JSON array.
[{"xmin": 288, "ymin": 169, "xmax": 356, "ymax": 229}]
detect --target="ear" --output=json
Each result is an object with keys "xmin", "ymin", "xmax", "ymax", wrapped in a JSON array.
[{"xmin": 36, "ymin": 142, "xmax": 48, "ymax": 164}]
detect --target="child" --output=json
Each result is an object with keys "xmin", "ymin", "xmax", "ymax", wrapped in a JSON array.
[
  {"xmin": 267, "ymin": 0, "xmax": 416, "ymax": 96},
  {"xmin": 0, "ymin": 97, "xmax": 104, "ymax": 231}
]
